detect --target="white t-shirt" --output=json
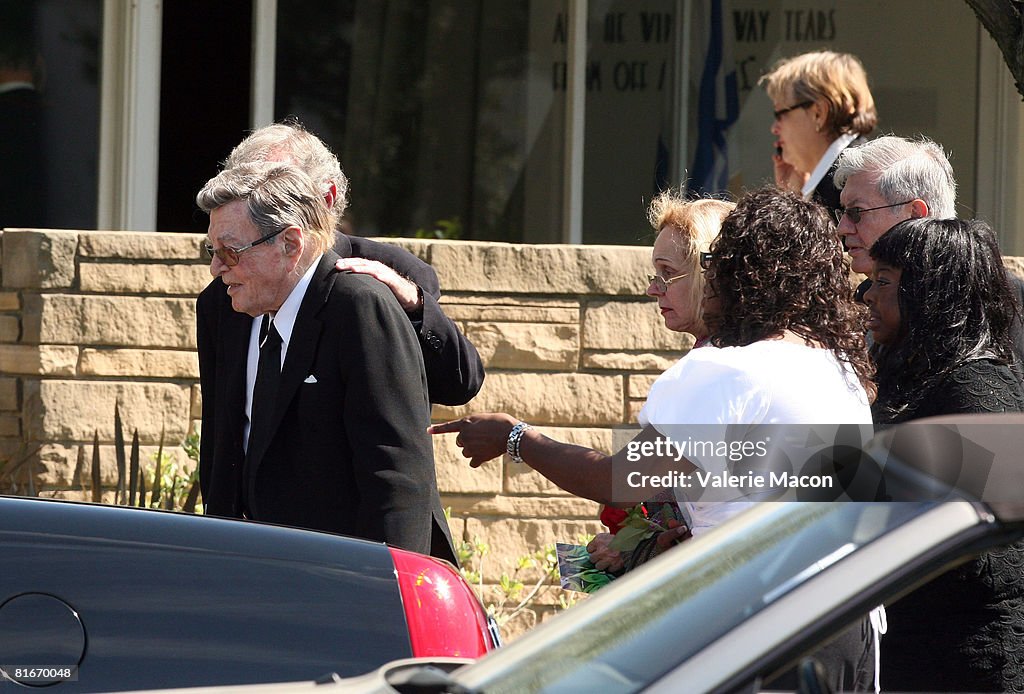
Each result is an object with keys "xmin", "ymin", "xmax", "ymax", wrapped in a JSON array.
[{"xmin": 637, "ymin": 340, "xmax": 873, "ymax": 533}]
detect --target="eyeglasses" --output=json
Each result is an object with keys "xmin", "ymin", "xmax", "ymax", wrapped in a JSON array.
[
  {"xmin": 832, "ymin": 201, "xmax": 913, "ymax": 225},
  {"xmin": 646, "ymin": 272, "xmax": 690, "ymax": 293},
  {"xmin": 699, "ymin": 252, "xmax": 714, "ymax": 270},
  {"xmin": 204, "ymin": 227, "xmax": 286, "ymax": 267},
  {"xmin": 772, "ymin": 100, "xmax": 814, "ymax": 120}
]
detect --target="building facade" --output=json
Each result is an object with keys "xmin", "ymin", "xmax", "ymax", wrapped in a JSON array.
[{"xmin": 3, "ymin": 0, "xmax": 1023, "ymax": 253}]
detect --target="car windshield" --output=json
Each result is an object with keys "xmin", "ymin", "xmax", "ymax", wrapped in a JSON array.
[{"xmin": 459, "ymin": 501, "xmax": 933, "ymax": 694}]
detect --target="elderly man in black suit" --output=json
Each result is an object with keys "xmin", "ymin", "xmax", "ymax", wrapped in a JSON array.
[
  {"xmin": 196, "ymin": 161, "xmax": 456, "ymax": 563},
  {"xmin": 204, "ymin": 121, "xmax": 484, "ymax": 407}
]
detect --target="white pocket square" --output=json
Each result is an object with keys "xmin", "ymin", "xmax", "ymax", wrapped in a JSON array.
[{"xmin": 303, "ymin": 374, "xmax": 318, "ymax": 384}]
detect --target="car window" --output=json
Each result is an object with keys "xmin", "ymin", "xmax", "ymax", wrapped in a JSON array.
[{"xmin": 464, "ymin": 502, "xmax": 932, "ymax": 694}]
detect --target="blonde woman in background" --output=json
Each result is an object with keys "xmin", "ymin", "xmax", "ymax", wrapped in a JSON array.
[{"xmin": 759, "ymin": 50, "xmax": 877, "ymax": 216}]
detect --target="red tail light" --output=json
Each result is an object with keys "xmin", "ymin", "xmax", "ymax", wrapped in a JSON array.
[{"xmin": 389, "ymin": 547, "xmax": 496, "ymax": 658}]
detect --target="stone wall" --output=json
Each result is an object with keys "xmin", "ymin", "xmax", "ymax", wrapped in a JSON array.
[{"xmin": 0, "ymin": 228, "xmax": 693, "ymax": 635}]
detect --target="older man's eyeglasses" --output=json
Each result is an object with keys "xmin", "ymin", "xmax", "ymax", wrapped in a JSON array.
[
  {"xmin": 646, "ymin": 272, "xmax": 689, "ymax": 293},
  {"xmin": 772, "ymin": 100, "xmax": 814, "ymax": 120},
  {"xmin": 832, "ymin": 201, "xmax": 913, "ymax": 225},
  {"xmin": 204, "ymin": 227, "xmax": 286, "ymax": 267}
]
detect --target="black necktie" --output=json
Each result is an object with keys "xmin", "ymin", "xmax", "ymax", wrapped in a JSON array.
[{"xmin": 248, "ymin": 314, "xmax": 282, "ymax": 458}]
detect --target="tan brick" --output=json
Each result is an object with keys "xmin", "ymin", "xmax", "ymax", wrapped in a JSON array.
[
  {"xmin": 0, "ymin": 292, "xmax": 19, "ymax": 310},
  {"xmin": 629, "ymin": 374, "xmax": 659, "ymax": 399},
  {"xmin": 441, "ymin": 296, "xmax": 579, "ymax": 324},
  {"xmin": 80, "ymin": 263, "xmax": 212, "ymax": 295},
  {"xmin": 582, "ymin": 351, "xmax": 681, "ymax": 373},
  {"xmin": 1004, "ymin": 257, "xmax": 1024, "ymax": 282},
  {"xmin": 191, "ymin": 385, "xmax": 203, "ymax": 420},
  {"xmin": 446, "ymin": 495, "xmax": 600, "ymax": 519},
  {"xmin": 433, "ymin": 432, "xmax": 502, "ymax": 494},
  {"xmin": 22, "ymin": 295, "xmax": 196, "ymax": 348},
  {"xmin": 463, "ymin": 517, "xmax": 604, "ymax": 576},
  {"xmin": 627, "ymin": 400, "xmax": 644, "ymax": 422},
  {"xmin": 0, "ymin": 315, "xmax": 18, "ymax": 341},
  {"xmin": 0, "ymin": 378, "xmax": 17, "ymax": 410},
  {"xmin": 583, "ymin": 300, "xmax": 691, "ymax": 351},
  {"xmin": 432, "ymin": 373, "xmax": 623, "ymax": 426},
  {"xmin": 78, "ymin": 231, "xmax": 207, "ymax": 260},
  {"xmin": 0, "ymin": 415, "xmax": 19, "ymax": 437},
  {"xmin": 0, "ymin": 345, "xmax": 78, "ymax": 375},
  {"xmin": 23, "ymin": 381, "xmax": 191, "ymax": 444},
  {"xmin": 503, "ymin": 426, "xmax": 616, "ymax": 494},
  {"xmin": 1, "ymin": 230, "xmax": 78, "ymax": 288},
  {"xmin": 32, "ymin": 443, "xmax": 193, "ymax": 488},
  {"xmin": 431, "ymin": 241, "xmax": 649, "ymax": 295},
  {"xmin": 80, "ymin": 349, "xmax": 199, "ymax": 378},
  {"xmin": 467, "ymin": 322, "xmax": 579, "ymax": 371}
]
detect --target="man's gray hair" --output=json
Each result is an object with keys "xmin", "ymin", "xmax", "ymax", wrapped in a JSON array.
[
  {"xmin": 196, "ymin": 162, "xmax": 335, "ymax": 257},
  {"xmin": 833, "ymin": 135, "xmax": 957, "ymax": 218},
  {"xmin": 224, "ymin": 122, "xmax": 350, "ymax": 219}
]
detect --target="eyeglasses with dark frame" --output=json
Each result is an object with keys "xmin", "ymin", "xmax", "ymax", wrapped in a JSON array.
[
  {"xmin": 772, "ymin": 100, "xmax": 814, "ymax": 120},
  {"xmin": 646, "ymin": 272, "xmax": 690, "ymax": 293},
  {"xmin": 204, "ymin": 227, "xmax": 287, "ymax": 267},
  {"xmin": 832, "ymin": 201, "xmax": 914, "ymax": 225}
]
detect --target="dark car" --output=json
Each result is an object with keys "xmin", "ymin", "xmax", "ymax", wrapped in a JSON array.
[{"xmin": 0, "ymin": 498, "xmax": 497, "ymax": 692}]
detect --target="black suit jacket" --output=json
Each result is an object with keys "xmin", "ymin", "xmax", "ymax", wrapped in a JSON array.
[
  {"xmin": 197, "ymin": 251, "xmax": 456, "ymax": 563},
  {"xmin": 347, "ymin": 236, "xmax": 484, "ymax": 406},
  {"xmin": 813, "ymin": 135, "xmax": 868, "ymax": 217}
]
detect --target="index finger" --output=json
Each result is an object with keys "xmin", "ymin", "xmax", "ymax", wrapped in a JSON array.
[{"xmin": 427, "ymin": 420, "xmax": 467, "ymax": 435}]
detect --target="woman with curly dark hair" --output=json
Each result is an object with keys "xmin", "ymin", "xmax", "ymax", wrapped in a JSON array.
[
  {"xmin": 429, "ymin": 186, "xmax": 872, "ymax": 527},
  {"xmin": 865, "ymin": 217, "xmax": 1023, "ymax": 424},
  {"xmin": 862, "ymin": 217, "xmax": 1024, "ymax": 693}
]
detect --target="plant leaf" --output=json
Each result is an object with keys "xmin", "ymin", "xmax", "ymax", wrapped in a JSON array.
[{"xmin": 128, "ymin": 430, "xmax": 140, "ymax": 507}]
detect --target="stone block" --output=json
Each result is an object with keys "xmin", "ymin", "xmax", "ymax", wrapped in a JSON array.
[
  {"xmin": 32, "ymin": 443, "xmax": 192, "ymax": 489},
  {"xmin": 80, "ymin": 263, "xmax": 212, "ymax": 295},
  {"xmin": 503, "ymin": 426, "xmax": 616, "ymax": 494},
  {"xmin": 0, "ymin": 415, "xmax": 19, "ymax": 437},
  {"xmin": 0, "ymin": 292, "xmax": 19, "ymax": 310},
  {"xmin": 433, "ymin": 433, "xmax": 502, "ymax": 494},
  {"xmin": 446, "ymin": 495, "xmax": 600, "ymax": 519},
  {"xmin": 629, "ymin": 374, "xmax": 659, "ymax": 399},
  {"xmin": 1005, "ymin": 257, "xmax": 1024, "ymax": 282},
  {"xmin": 0, "ymin": 378, "xmax": 17, "ymax": 410},
  {"xmin": 191, "ymin": 385, "xmax": 203, "ymax": 420},
  {"xmin": 21, "ymin": 295, "xmax": 196, "ymax": 348},
  {"xmin": 463, "ymin": 517, "xmax": 604, "ymax": 576},
  {"xmin": 0, "ymin": 345, "xmax": 78, "ymax": 375},
  {"xmin": 431, "ymin": 241, "xmax": 650, "ymax": 295},
  {"xmin": 582, "ymin": 351, "xmax": 681, "ymax": 373},
  {"xmin": 467, "ymin": 322, "xmax": 579, "ymax": 371},
  {"xmin": 627, "ymin": 400, "xmax": 644, "ymax": 422},
  {"xmin": 0, "ymin": 315, "xmax": 18, "ymax": 341},
  {"xmin": 432, "ymin": 373, "xmax": 623, "ymax": 426},
  {"xmin": 441, "ymin": 296, "xmax": 579, "ymax": 324},
  {"xmin": 78, "ymin": 231, "xmax": 207, "ymax": 260},
  {"xmin": 23, "ymin": 381, "xmax": 191, "ymax": 444},
  {"xmin": 583, "ymin": 300, "xmax": 691, "ymax": 351},
  {"xmin": 79, "ymin": 349, "xmax": 199, "ymax": 378},
  {"xmin": 1, "ymin": 230, "xmax": 78, "ymax": 288}
]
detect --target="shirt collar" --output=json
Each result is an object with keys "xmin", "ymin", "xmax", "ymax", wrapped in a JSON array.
[
  {"xmin": 265, "ymin": 254, "xmax": 322, "ymax": 348},
  {"xmin": 802, "ymin": 132, "xmax": 857, "ymax": 200}
]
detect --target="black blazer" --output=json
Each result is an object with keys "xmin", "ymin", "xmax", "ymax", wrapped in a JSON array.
[
  {"xmin": 197, "ymin": 251, "xmax": 456, "ymax": 563},
  {"xmin": 814, "ymin": 135, "xmax": 869, "ymax": 217},
  {"xmin": 347, "ymin": 236, "xmax": 484, "ymax": 406}
]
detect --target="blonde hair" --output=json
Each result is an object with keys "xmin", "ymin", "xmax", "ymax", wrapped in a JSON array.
[
  {"xmin": 647, "ymin": 193, "xmax": 734, "ymax": 335},
  {"xmin": 758, "ymin": 50, "xmax": 877, "ymax": 138}
]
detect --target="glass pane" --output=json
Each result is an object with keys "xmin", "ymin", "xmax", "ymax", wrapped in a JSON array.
[
  {"xmin": 0, "ymin": 0, "xmax": 101, "ymax": 230},
  {"xmin": 275, "ymin": 0, "xmax": 557, "ymax": 242}
]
